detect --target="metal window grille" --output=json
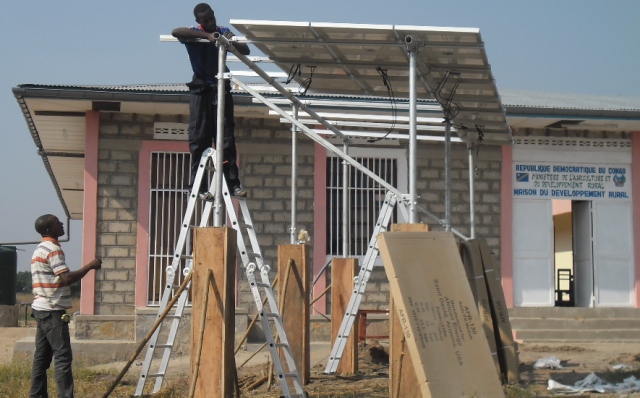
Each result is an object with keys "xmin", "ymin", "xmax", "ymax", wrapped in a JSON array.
[
  {"xmin": 326, "ymin": 156, "xmax": 397, "ymax": 257},
  {"xmin": 147, "ymin": 151, "xmax": 212, "ymax": 305}
]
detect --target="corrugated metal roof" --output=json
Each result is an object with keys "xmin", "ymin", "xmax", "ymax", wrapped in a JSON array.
[
  {"xmin": 17, "ymin": 83, "xmax": 640, "ymax": 112},
  {"xmin": 500, "ymin": 89, "xmax": 640, "ymax": 111}
]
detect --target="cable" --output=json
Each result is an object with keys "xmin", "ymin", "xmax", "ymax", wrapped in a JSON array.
[
  {"xmin": 475, "ymin": 124, "xmax": 484, "ymax": 157},
  {"xmin": 434, "ymin": 71, "xmax": 461, "ymax": 122},
  {"xmin": 285, "ymin": 63, "xmax": 301, "ymax": 84},
  {"xmin": 368, "ymin": 67, "xmax": 398, "ymax": 143},
  {"xmin": 298, "ymin": 65, "xmax": 316, "ymax": 96}
]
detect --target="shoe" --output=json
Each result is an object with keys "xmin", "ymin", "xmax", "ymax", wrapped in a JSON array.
[
  {"xmin": 198, "ymin": 192, "xmax": 215, "ymax": 201},
  {"xmin": 232, "ymin": 187, "xmax": 248, "ymax": 198}
]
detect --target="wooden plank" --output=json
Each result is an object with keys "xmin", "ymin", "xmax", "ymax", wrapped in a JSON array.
[
  {"xmin": 191, "ymin": 227, "xmax": 237, "ymax": 398},
  {"xmin": 478, "ymin": 238, "xmax": 520, "ymax": 384},
  {"xmin": 389, "ymin": 224, "xmax": 427, "ymax": 398},
  {"xmin": 459, "ymin": 240, "xmax": 501, "ymax": 376},
  {"xmin": 378, "ymin": 232, "xmax": 505, "ymax": 398},
  {"xmin": 331, "ymin": 257, "xmax": 359, "ymax": 375},
  {"xmin": 278, "ymin": 244, "xmax": 311, "ymax": 384}
]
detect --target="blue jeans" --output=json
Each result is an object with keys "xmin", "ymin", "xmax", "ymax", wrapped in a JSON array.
[{"xmin": 29, "ymin": 310, "xmax": 74, "ymax": 398}]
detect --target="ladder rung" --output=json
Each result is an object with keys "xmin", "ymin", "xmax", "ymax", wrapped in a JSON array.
[
  {"xmin": 263, "ymin": 312, "xmax": 281, "ymax": 319},
  {"xmin": 246, "ymin": 251, "xmax": 261, "ymax": 258},
  {"xmin": 239, "ymin": 222, "xmax": 253, "ymax": 229},
  {"xmin": 255, "ymin": 282, "xmax": 270, "ymax": 288},
  {"xmin": 180, "ymin": 254, "xmax": 193, "ymax": 260},
  {"xmin": 281, "ymin": 372, "xmax": 299, "ymax": 379},
  {"xmin": 146, "ymin": 372, "xmax": 164, "ymax": 378},
  {"xmin": 155, "ymin": 343, "xmax": 173, "ymax": 349}
]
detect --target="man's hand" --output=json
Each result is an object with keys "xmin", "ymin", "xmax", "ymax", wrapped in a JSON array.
[
  {"xmin": 89, "ymin": 259, "xmax": 102, "ymax": 270},
  {"xmin": 58, "ymin": 258, "xmax": 102, "ymax": 286}
]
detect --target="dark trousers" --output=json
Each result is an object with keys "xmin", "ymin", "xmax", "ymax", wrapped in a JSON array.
[
  {"xmin": 188, "ymin": 87, "xmax": 241, "ymax": 194},
  {"xmin": 29, "ymin": 310, "xmax": 74, "ymax": 398}
]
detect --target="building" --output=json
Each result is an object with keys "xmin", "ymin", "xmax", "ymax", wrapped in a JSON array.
[{"xmin": 12, "ymin": 83, "xmax": 640, "ymax": 347}]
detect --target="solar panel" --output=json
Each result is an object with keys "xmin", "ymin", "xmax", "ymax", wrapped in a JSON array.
[{"xmin": 231, "ymin": 20, "xmax": 510, "ymax": 143}]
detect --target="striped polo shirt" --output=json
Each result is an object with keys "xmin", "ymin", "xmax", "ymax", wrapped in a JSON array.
[{"xmin": 31, "ymin": 237, "xmax": 72, "ymax": 310}]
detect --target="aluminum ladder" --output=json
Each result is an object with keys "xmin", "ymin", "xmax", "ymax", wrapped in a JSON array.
[
  {"xmin": 324, "ymin": 191, "xmax": 408, "ymax": 374},
  {"xmin": 135, "ymin": 148, "xmax": 305, "ymax": 397}
]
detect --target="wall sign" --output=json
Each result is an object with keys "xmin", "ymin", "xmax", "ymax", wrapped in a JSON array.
[{"xmin": 513, "ymin": 162, "xmax": 631, "ymax": 200}]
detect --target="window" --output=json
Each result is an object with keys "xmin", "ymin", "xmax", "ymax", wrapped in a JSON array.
[
  {"xmin": 326, "ymin": 148, "xmax": 407, "ymax": 259},
  {"xmin": 147, "ymin": 151, "xmax": 212, "ymax": 305}
]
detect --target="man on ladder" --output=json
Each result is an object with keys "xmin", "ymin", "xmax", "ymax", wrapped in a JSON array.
[{"xmin": 172, "ymin": 2, "xmax": 250, "ymax": 200}]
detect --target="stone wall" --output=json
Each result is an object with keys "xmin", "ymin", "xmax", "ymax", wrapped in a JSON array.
[{"xmin": 90, "ymin": 110, "xmax": 504, "ymax": 334}]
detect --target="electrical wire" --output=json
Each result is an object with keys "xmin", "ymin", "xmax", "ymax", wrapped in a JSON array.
[
  {"xmin": 368, "ymin": 66, "xmax": 398, "ymax": 143},
  {"xmin": 285, "ymin": 63, "xmax": 301, "ymax": 84},
  {"xmin": 434, "ymin": 71, "xmax": 461, "ymax": 122},
  {"xmin": 298, "ymin": 65, "xmax": 316, "ymax": 96}
]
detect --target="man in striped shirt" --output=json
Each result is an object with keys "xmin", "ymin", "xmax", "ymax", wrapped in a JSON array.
[{"xmin": 29, "ymin": 214, "xmax": 101, "ymax": 398}]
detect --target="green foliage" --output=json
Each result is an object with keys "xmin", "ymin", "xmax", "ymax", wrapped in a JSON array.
[{"xmin": 15, "ymin": 271, "xmax": 32, "ymax": 293}]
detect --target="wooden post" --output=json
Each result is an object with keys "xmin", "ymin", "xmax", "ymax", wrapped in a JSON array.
[
  {"xmin": 331, "ymin": 257, "xmax": 359, "ymax": 375},
  {"xmin": 191, "ymin": 227, "xmax": 237, "ymax": 398},
  {"xmin": 278, "ymin": 244, "xmax": 311, "ymax": 384},
  {"xmin": 389, "ymin": 223, "xmax": 428, "ymax": 398}
]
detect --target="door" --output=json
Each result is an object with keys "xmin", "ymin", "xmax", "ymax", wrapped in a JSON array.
[
  {"xmin": 592, "ymin": 201, "xmax": 634, "ymax": 306},
  {"xmin": 513, "ymin": 199, "xmax": 554, "ymax": 306},
  {"xmin": 572, "ymin": 201, "xmax": 594, "ymax": 307}
]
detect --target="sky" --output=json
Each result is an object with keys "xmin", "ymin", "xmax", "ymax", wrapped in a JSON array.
[{"xmin": 1, "ymin": 1, "xmax": 639, "ymax": 273}]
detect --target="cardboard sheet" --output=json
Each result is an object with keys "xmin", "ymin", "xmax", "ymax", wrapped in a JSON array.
[
  {"xmin": 378, "ymin": 231, "xmax": 505, "ymax": 398},
  {"xmin": 460, "ymin": 240, "xmax": 501, "ymax": 375},
  {"xmin": 478, "ymin": 239, "xmax": 520, "ymax": 384}
]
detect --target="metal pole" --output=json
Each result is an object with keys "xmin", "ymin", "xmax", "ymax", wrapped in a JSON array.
[
  {"xmin": 290, "ymin": 104, "xmax": 299, "ymax": 244},
  {"xmin": 444, "ymin": 119, "xmax": 452, "ymax": 231},
  {"xmin": 342, "ymin": 142, "xmax": 350, "ymax": 257},
  {"xmin": 214, "ymin": 42, "xmax": 227, "ymax": 227},
  {"xmin": 214, "ymin": 33, "xmax": 351, "ymax": 143},
  {"xmin": 232, "ymin": 77, "xmax": 402, "ymax": 198},
  {"xmin": 468, "ymin": 145, "xmax": 476, "ymax": 239},
  {"xmin": 406, "ymin": 36, "xmax": 418, "ymax": 223}
]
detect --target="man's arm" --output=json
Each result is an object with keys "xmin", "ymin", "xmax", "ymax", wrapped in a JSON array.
[
  {"xmin": 172, "ymin": 27, "xmax": 250, "ymax": 55},
  {"xmin": 172, "ymin": 27, "xmax": 215, "ymax": 42},
  {"xmin": 222, "ymin": 30, "xmax": 250, "ymax": 56},
  {"xmin": 58, "ymin": 259, "xmax": 102, "ymax": 286}
]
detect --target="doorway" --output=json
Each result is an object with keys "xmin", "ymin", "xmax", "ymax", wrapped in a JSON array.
[{"xmin": 514, "ymin": 198, "xmax": 634, "ymax": 307}]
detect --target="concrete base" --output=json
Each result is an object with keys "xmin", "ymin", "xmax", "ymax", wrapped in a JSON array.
[
  {"xmin": 0, "ymin": 305, "xmax": 18, "ymax": 327},
  {"xmin": 12, "ymin": 324, "xmax": 139, "ymax": 367},
  {"xmin": 12, "ymin": 310, "xmax": 389, "ymax": 367},
  {"xmin": 510, "ymin": 307, "xmax": 640, "ymax": 342},
  {"xmin": 75, "ymin": 315, "xmax": 135, "ymax": 340}
]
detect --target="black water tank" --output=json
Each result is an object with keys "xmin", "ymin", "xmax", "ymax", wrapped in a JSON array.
[{"xmin": 0, "ymin": 246, "xmax": 17, "ymax": 305}]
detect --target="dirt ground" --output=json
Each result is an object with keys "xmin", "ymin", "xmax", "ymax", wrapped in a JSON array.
[{"xmin": 5, "ymin": 326, "xmax": 640, "ymax": 397}]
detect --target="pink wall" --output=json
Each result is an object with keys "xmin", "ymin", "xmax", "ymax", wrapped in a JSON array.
[
  {"xmin": 80, "ymin": 111, "xmax": 100, "ymax": 314},
  {"xmin": 312, "ymin": 143, "xmax": 328, "ymax": 314},
  {"xmin": 135, "ymin": 141, "xmax": 189, "ymax": 307},
  {"xmin": 633, "ymin": 132, "xmax": 640, "ymax": 307},
  {"xmin": 500, "ymin": 145, "xmax": 514, "ymax": 307}
]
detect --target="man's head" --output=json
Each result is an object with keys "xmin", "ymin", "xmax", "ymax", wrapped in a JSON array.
[
  {"xmin": 35, "ymin": 214, "xmax": 64, "ymax": 239},
  {"xmin": 193, "ymin": 3, "xmax": 217, "ymax": 33}
]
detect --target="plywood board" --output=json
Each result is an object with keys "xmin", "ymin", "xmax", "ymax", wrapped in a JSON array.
[
  {"xmin": 378, "ymin": 231, "xmax": 505, "ymax": 398},
  {"xmin": 191, "ymin": 227, "xmax": 237, "ymax": 398},
  {"xmin": 331, "ymin": 257, "xmax": 359, "ymax": 375},
  {"xmin": 278, "ymin": 244, "xmax": 311, "ymax": 384},
  {"xmin": 459, "ymin": 240, "xmax": 500, "ymax": 375},
  {"xmin": 389, "ymin": 224, "xmax": 428, "ymax": 398},
  {"xmin": 478, "ymin": 238, "xmax": 520, "ymax": 384}
]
